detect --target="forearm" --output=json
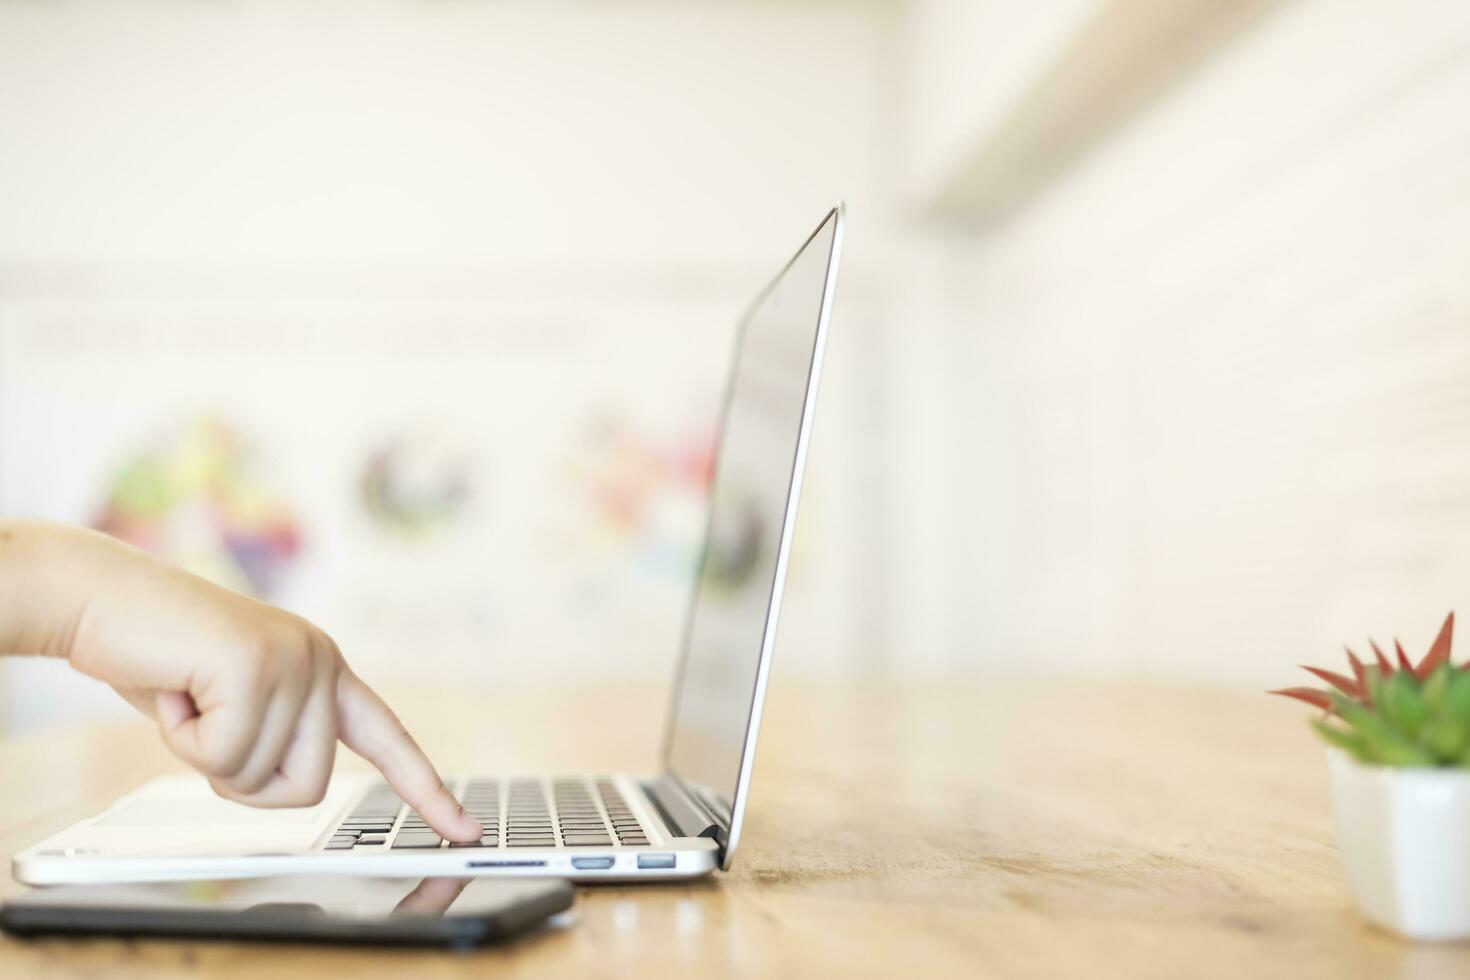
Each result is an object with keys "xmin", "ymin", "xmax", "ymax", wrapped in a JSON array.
[{"xmin": 0, "ymin": 519, "xmax": 110, "ymax": 659}]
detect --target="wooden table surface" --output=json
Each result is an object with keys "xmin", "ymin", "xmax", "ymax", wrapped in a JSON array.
[{"xmin": 1, "ymin": 677, "xmax": 1464, "ymax": 978}]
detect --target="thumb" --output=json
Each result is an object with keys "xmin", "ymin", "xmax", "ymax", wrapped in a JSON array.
[{"xmin": 155, "ymin": 689, "xmax": 204, "ymax": 761}]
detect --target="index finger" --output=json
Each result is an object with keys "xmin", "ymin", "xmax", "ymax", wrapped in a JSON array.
[{"xmin": 335, "ymin": 670, "xmax": 482, "ymax": 842}]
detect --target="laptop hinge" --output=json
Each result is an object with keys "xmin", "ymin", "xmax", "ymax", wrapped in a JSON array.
[{"xmin": 644, "ymin": 774, "xmax": 721, "ymax": 841}]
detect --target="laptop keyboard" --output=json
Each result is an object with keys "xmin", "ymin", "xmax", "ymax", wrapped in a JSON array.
[{"xmin": 322, "ymin": 777, "xmax": 650, "ymax": 851}]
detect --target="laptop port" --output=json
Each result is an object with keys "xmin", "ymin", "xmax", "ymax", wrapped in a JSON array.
[
  {"xmin": 571, "ymin": 856, "xmax": 615, "ymax": 870},
  {"xmin": 637, "ymin": 853, "xmax": 676, "ymax": 870},
  {"xmin": 466, "ymin": 859, "xmax": 546, "ymax": 868}
]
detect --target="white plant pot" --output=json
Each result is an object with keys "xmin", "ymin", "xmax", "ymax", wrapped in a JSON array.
[{"xmin": 1327, "ymin": 748, "xmax": 1470, "ymax": 940}]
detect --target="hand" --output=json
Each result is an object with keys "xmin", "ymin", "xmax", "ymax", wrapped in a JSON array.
[{"xmin": 0, "ymin": 521, "xmax": 481, "ymax": 842}]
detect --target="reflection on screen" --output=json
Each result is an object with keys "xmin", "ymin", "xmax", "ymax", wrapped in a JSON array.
[{"xmin": 665, "ymin": 211, "xmax": 838, "ymax": 810}]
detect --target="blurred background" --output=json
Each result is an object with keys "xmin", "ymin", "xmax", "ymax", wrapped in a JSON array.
[{"xmin": 2, "ymin": 0, "xmax": 1467, "ymax": 731}]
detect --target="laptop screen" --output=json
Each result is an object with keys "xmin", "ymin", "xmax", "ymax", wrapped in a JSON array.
[{"xmin": 663, "ymin": 208, "xmax": 841, "ymax": 822}]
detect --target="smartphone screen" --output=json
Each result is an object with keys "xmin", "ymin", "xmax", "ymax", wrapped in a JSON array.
[{"xmin": 1, "ymin": 876, "xmax": 573, "ymax": 947}]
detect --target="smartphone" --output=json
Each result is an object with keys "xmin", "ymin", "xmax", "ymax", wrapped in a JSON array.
[{"xmin": 0, "ymin": 876, "xmax": 573, "ymax": 949}]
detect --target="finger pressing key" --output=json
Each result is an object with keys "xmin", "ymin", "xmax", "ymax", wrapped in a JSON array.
[{"xmin": 334, "ymin": 669, "xmax": 482, "ymax": 842}]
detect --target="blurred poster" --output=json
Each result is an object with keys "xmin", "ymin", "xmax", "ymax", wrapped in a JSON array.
[{"xmin": 0, "ymin": 288, "xmax": 736, "ymax": 728}]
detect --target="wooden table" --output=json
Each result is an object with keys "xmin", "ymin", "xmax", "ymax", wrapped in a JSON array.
[{"xmin": 0, "ymin": 678, "xmax": 1462, "ymax": 978}]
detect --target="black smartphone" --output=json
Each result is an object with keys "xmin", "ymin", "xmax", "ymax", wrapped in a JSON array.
[{"xmin": 0, "ymin": 876, "xmax": 573, "ymax": 949}]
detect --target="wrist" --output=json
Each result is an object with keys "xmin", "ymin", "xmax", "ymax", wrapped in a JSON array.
[{"xmin": 0, "ymin": 520, "xmax": 106, "ymax": 660}]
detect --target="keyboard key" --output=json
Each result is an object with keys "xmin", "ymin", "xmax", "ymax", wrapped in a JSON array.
[
  {"xmin": 325, "ymin": 840, "xmax": 356, "ymax": 850},
  {"xmin": 392, "ymin": 834, "xmax": 444, "ymax": 849}
]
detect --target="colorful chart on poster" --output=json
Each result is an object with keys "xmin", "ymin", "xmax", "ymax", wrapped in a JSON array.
[
  {"xmin": 92, "ymin": 416, "xmax": 302, "ymax": 599},
  {"xmin": 359, "ymin": 431, "xmax": 476, "ymax": 537}
]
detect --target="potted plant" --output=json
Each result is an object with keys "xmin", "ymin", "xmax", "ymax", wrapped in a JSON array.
[{"xmin": 1273, "ymin": 612, "xmax": 1470, "ymax": 940}]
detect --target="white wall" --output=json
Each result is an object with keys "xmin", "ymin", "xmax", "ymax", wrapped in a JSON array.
[
  {"xmin": 932, "ymin": 0, "xmax": 1470, "ymax": 686},
  {"xmin": 899, "ymin": 0, "xmax": 1101, "ymax": 203},
  {"xmin": 0, "ymin": 0, "xmax": 891, "ymax": 273}
]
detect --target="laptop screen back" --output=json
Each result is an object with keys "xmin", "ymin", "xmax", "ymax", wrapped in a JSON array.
[{"xmin": 663, "ymin": 208, "xmax": 841, "ymax": 823}]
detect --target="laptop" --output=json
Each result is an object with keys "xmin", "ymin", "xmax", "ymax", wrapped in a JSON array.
[{"xmin": 14, "ymin": 204, "xmax": 846, "ymax": 885}]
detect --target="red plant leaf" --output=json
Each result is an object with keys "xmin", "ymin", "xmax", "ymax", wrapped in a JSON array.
[
  {"xmin": 1417, "ymin": 611, "xmax": 1455, "ymax": 679},
  {"xmin": 1344, "ymin": 647, "xmax": 1368, "ymax": 689},
  {"xmin": 1370, "ymin": 639, "xmax": 1393, "ymax": 675},
  {"xmin": 1269, "ymin": 687, "xmax": 1332, "ymax": 712},
  {"xmin": 1395, "ymin": 639, "xmax": 1414, "ymax": 673},
  {"xmin": 1301, "ymin": 666, "xmax": 1362, "ymax": 698}
]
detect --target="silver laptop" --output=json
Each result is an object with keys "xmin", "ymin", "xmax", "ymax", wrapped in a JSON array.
[{"xmin": 14, "ymin": 204, "xmax": 845, "ymax": 885}]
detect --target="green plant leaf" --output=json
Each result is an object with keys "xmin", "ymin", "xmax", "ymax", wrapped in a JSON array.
[
  {"xmin": 1421, "ymin": 715, "xmax": 1469, "ymax": 763},
  {"xmin": 1382, "ymin": 670, "xmax": 1429, "ymax": 740},
  {"xmin": 1331, "ymin": 692, "xmax": 1436, "ymax": 766},
  {"xmin": 1422, "ymin": 669, "xmax": 1470, "ymax": 764},
  {"xmin": 1423, "ymin": 662, "xmax": 1453, "ymax": 715},
  {"xmin": 1311, "ymin": 718, "xmax": 1370, "ymax": 761},
  {"xmin": 1442, "ymin": 669, "xmax": 1470, "ymax": 725}
]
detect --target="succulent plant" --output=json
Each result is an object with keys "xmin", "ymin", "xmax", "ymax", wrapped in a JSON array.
[{"xmin": 1271, "ymin": 613, "xmax": 1468, "ymax": 766}]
